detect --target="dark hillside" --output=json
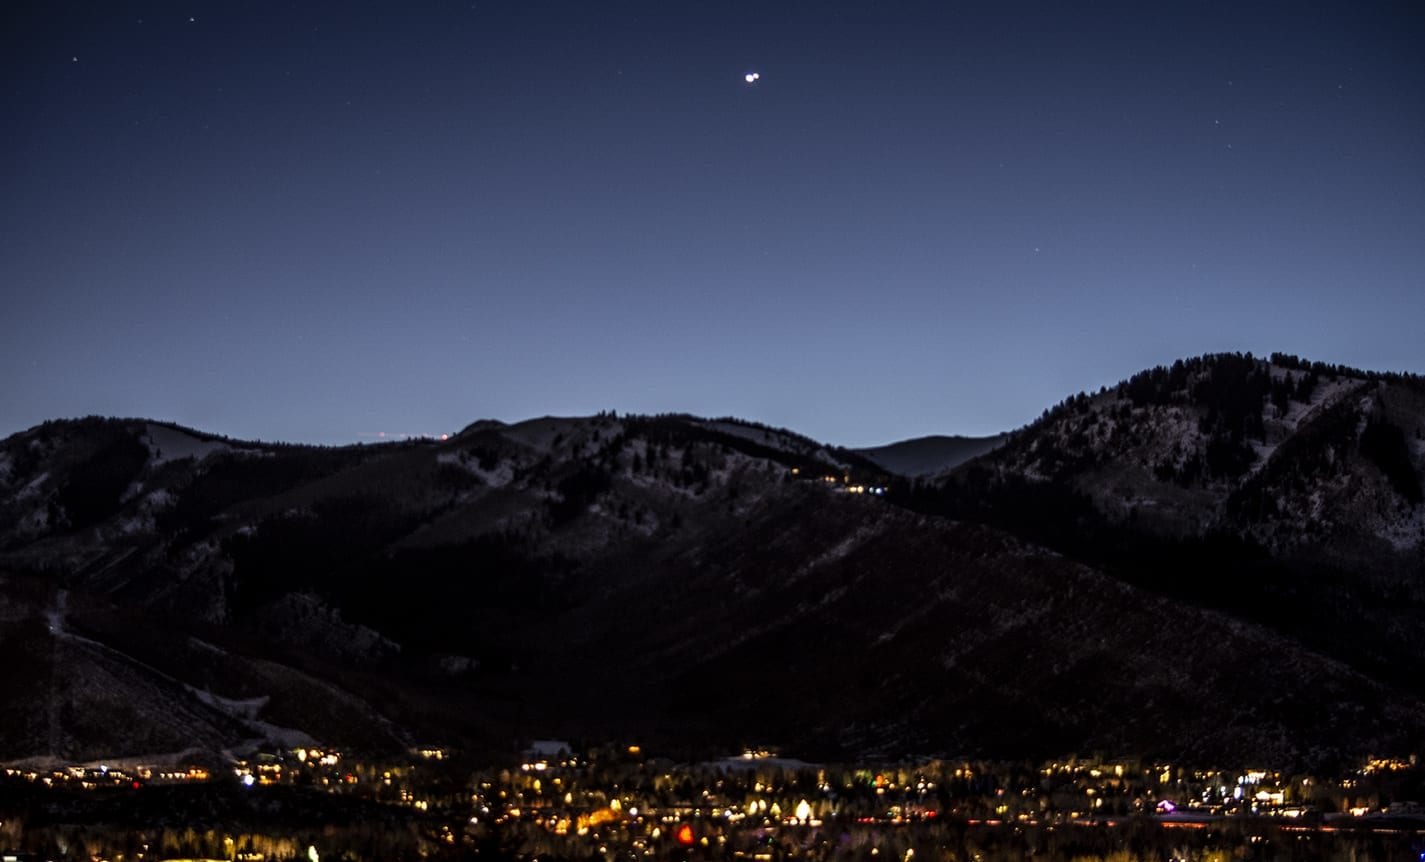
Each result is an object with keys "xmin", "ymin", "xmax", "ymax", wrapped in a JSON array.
[{"xmin": 1, "ymin": 371, "xmax": 1422, "ymax": 769}]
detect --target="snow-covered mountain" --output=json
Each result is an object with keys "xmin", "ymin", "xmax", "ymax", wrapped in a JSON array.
[
  {"xmin": 936, "ymin": 353, "xmax": 1425, "ymax": 559},
  {"xmin": 1, "ymin": 359, "xmax": 1422, "ymax": 769},
  {"xmin": 912, "ymin": 353, "xmax": 1425, "ymax": 717}
]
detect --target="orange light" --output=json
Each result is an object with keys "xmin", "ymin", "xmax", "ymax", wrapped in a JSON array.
[{"xmin": 676, "ymin": 823, "xmax": 695, "ymax": 846}]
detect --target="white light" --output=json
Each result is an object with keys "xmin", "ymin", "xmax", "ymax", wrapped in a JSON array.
[
  {"xmin": 241, "ymin": 774, "xmax": 256, "ymax": 787},
  {"xmin": 744, "ymin": 72, "xmax": 760, "ymax": 84}
]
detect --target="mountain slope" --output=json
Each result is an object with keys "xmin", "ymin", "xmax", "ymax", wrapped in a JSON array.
[
  {"xmin": 1, "ymin": 369, "xmax": 1422, "ymax": 769},
  {"xmin": 932, "ymin": 353, "xmax": 1425, "ymax": 557},
  {"xmin": 909, "ymin": 353, "xmax": 1425, "ymax": 709}
]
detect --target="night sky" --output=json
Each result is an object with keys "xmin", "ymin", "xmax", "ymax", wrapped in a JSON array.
[{"xmin": 4, "ymin": 2, "xmax": 1423, "ymax": 446}]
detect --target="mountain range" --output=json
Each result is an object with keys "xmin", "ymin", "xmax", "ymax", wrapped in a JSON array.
[{"xmin": 1, "ymin": 352, "xmax": 1422, "ymax": 770}]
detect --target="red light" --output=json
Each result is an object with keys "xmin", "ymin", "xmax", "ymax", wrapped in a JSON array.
[
  {"xmin": 132, "ymin": 781, "xmax": 141, "ymax": 789},
  {"xmin": 675, "ymin": 823, "xmax": 695, "ymax": 846}
]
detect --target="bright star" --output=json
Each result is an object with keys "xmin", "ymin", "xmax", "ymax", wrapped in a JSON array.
[{"xmin": 744, "ymin": 72, "xmax": 760, "ymax": 84}]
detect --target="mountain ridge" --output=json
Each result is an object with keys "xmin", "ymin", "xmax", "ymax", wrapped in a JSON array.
[
  {"xmin": 1, "ymin": 353, "xmax": 1422, "ymax": 769},
  {"xmin": 855, "ymin": 434, "xmax": 1009, "ymax": 477}
]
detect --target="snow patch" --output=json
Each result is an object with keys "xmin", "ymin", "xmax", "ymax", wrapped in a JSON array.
[
  {"xmin": 245, "ymin": 720, "xmax": 318, "ymax": 749},
  {"xmin": 705, "ymin": 449, "xmax": 767, "ymax": 487},
  {"xmin": 807, "ymin": 528, "xmax": 870, "ymax": 569},
  {"xmin": 1250, "ymin": 439, "xmax": 1279, "ymax": 465},
  {"xmin": 144, "ymin": 423, "xmax": 229, "ymax": 465},
  {"xmin": 188, "ymin": 687, "xmax": 270, "ymax": 721},
  {"xmin": 438, "ymin": 450, "xmax": 514, "ymax": 487},
  {"xmin": 17, "ymin": 471, "xmax": 49, "ymax": 501},
  {"xmin": 115, "ymin": 514, "xmax": 154, "ymax": 535},
  {"xmin": 188, "ymin": 637, "xmax": 228, "ymax": 655}
]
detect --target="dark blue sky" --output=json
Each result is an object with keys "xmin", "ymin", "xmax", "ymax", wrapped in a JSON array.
[{"xmin": 4, "ymin": 2, "xmax": 1423, "ymax": 445}]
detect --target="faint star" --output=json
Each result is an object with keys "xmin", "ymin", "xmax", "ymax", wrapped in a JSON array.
[{"xmin": 71, "ymin": 56, "xmax": 78, "ymax": 62}]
